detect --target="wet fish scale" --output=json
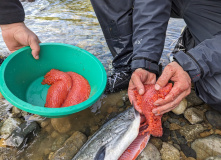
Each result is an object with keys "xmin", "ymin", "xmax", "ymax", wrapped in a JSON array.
[{"xmin": 135, "ymin": 83, "xmax": 172, "ymax": 137}]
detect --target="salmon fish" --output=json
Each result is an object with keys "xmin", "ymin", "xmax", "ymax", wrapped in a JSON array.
[{"xmin": 72, "ymin": 107, "xmax": 141, "ymax": 160}]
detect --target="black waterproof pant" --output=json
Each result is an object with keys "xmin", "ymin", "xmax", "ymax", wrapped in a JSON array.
[{"xmin": 90, "ymin": 0, "xmax": 221, "ymax": 111}]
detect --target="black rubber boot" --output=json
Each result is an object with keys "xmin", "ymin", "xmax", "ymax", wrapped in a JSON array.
[{"xmin": 105, "ymin": 69, "xmax": 132, "ymax": 93}]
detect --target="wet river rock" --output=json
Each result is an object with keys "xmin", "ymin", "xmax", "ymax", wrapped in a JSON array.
[
  {"xmin": 51, "ymin": 117, "xmax": 71, "ymax": 133},
  {"xmin": 205, "ymin": 110, "xmax": 221, "ymax": 129},
  {"xmin": 27, "ymin": 114, "xmax": 46, "ymax": 124},
  {"xmin": 169, "ymin": 123, "xmax": 181, "ymax": 130},
  {"xmin": 170, "ymin": 130, "xmax": 187, "ymax": 145},
  {"xmin": 0, "ymin": 117, "xmax": 23, "ymax": 139},
  {"xmin": 0, "ymin": 147, "xmax": 17, "ymax": 160},
  {"xmin": 180, "ymin": 124, "xmax": 206, "ymax": 142},
  {"xmin": 51, "ymin": 134, "xmax": 69, "ymax": 151},
  {"xmin": 180, "ymin": 144, "xmax": 196, "ymax": 158},
  {"xmin": 172, "ymin": 98, "xmax": 187, "ymax": 115},
  {"xmin": 167, "ymin": 117, "xmax": 181, "ymax": 125},
  {"xmin": 205, "ymin": 156, "xmax": 221, "ymax": 160},
  {"xmin": 11, "ymin": 106, "xmax": 22, "ymax": 118},
  {"xmin": 191, "ymin": 135, "xmax": 221, "ymax": 160},
  {"xmin": 186, "ymin": 89, "xmax": 204, "ymax": 107},
  {"xmin": 184, "ymin": 107, "xmax": 204, "ymax": 124},
  {"xmin": 0, "ymin": 92, "xmax": 4, "ymax": 99},
  {"xmin": 137, "ymin": 143, "xmax": 161, "ymax": 160},
  {"xmin": 5, "ymin": 121, "xmax": 40, "ymax": 148},
  {"xmin": 149, "ymin": 137, "xmax": 163, "ymax": 150},
  {"xmin": 49, "ymin": 131, "xmax": 87, "ymax": 160},
  {"xmin": 0, "ymin": 101, "xmax": 13, "ymax": 120},
  {"xmin": 160, "ymin": 142, "xmax": 180, "ymax": 160},
  {"xmin": 161, "ymin": 127, "xmax": 171, "ymax": 142}
]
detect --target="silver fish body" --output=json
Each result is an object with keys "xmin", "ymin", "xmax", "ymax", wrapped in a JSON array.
[{"xmin": 73, "ymin": 107, "xmax": 140, "ymax": 160}]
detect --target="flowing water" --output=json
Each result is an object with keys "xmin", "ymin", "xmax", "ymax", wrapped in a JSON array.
[{"xmin": 0, "ymin": 0, "xmax": 185, "ymax": 159}]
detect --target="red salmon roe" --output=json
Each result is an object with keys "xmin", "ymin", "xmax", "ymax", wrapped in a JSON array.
[
  {"xmin": 134, "ymin": 83, "xmax": 172, "ymax": 137},
  {"xmin": 42, "ymin": 69, "xmax": 91, "ymax": 108},
  {"xmin": 42, "ymin": 69, "xmax": 72, "ymax": 108}
]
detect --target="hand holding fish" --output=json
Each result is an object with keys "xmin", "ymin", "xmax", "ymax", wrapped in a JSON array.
[
  {"xmin": 0, "ymin": 22, "xmax": 41, "ymax": 59},
  {"xmin": 153, "ymin": 61, "xmax": 191, "ymax": 115},
  {"xmin": 128, "ymin": 68, "xmax": 156, "ymax": 114}
]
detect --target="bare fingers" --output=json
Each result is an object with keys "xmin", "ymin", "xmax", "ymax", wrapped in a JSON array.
[
  {"xmin": 154, "ymin": 80, "xmax": 191, "ymax": 106},
  {"xmin": 152, "ymin": 90, "xmax": 189, "ymax": 115},
  {"xmin": 30, "ymin": 36, "xmax": 41, "ymax": 59},
  {"xmin": 128, "ymin": 80, "xmax": 143, "ymax": 114},
  {"xmin": 130, "ymin": 70, "xmax": 146, "ymax": 95}
]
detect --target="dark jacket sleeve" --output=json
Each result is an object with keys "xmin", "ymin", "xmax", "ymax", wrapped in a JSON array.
[
  {"xmin": 174, "ymin": 32, "xmax": 221, "ymax": 82},
  {"xmin": 0, "ymin": 0, "xmax": 25, "ymax": 24},
  {"xmin": 131, "ymin": 0, "xmax": 172, "ymax": 74}
]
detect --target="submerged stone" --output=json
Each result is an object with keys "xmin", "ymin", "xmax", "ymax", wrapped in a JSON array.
[
  {"xmin": 11, "ymin": 106, "xmax": 22, "ymax": 118},
  {"xmin": 51, "ymin": 134, "xmax": 69, "ymax": 151},
  {"xmin": 205, "ymin": 110, "xmax": 221, "ymax": 129},
  {"xmin": 191, "ymin": 135, "xmax": 221, "ymax": 160},
  {"xmin": 49, "ymin": 131, "xmax": 87, "ymax": 160},
  {"xmin": 0, "ymin": 100, "xmax": 13, "ymax": 120},
  {"xmin": 51, "ymin": 117, "xmax": 71, "ymax": 133},
  {"xmin": 27, "ymin": 114, "xmax": 46, "ymax": 124},
  {"xmin": 0, "ymin": 147, "xmax": 17, "ymax": 160},
  {"xmin": 167, "ymin": 118, "xmax": 181, "ymax": 125},
  {"xmin": 186, "ymin": 90, "xmax": 204, "ymax": 107},
  {"xmin": 180, "ymin": 124, "xmax": 206, "ymax": 142},
  {"xmin": 0, "ymin": 138, "xmax": 6, "ymax": 147},
  {"xmin": 5, "ymin": 121, "xmax": 40, "ymax": 148},
  {"xmin": 172, "ymin": 98, "xmax": 187, "ymax": 115},
  {"xmin": 169, "ymin": 123, "xmax": 181, "ymax": 130},
  {"xmin": 0, "ymin": 92, "xmax": 4, "ymax": 99},
  {"xmin": 161, "ymin": 127, "xmax": 170, "ymax": 142},
  {"xmin": 205, "ymin": 156, "xmax": 221, "ymax": 160},
  {"xmin": 149, "ymin": 137, "xmax": 163, "ymax": 150},
  {"xmin": 180, "ymin": 144, "xmax": 196, "ymax": 158},
  {"xmin": 184, "ymin": 108, "xmax": 204, "ymax": 124},
  {"xmin": 0, "ymin": 117, "xmax": 23, "ymax": 139},
  {"xmin": 160, "ymin": 142, "xmax": 180, "ymax": 160},
  {"xmin": 170, "ymin": 130, "xmax": 187, "ymax": 145},
  {"xmin": 163, "ymin": 121, "xmax": 170, "ymax": 129},
  {"xmin": 137, "ymin": 143, "xmax": 161, "ymax": 160}
]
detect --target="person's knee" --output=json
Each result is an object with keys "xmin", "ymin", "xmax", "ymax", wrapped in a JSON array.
[
  {"xmin": 206, "ymin": 96, "xmax": 221, "ymax": 112},
  {"xmin": 195, "ymin": 77, "xmax": 221, "ymax": 112},
  {"xmin": 197, "ymin": 91, "xmax": 221, "ymax": 112}
]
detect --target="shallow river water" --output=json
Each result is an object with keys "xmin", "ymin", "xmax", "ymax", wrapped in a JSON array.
[{"xmin": 0, "ymin": 0, "xmax": 186, "ymax": 159}]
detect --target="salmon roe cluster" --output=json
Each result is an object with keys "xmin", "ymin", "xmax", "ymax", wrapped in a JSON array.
[
  {"xmin": 134, "ymin": 83, "xmax": 172, "ymax": 137},
  {"xmin": 42, "ymin": 69, "xmax": 91, "ymax": 108}
]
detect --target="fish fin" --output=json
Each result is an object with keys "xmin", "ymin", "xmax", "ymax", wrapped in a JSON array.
[{"xmin": 94, "ymin": 145, "xmax": 106, "ymax": 160}]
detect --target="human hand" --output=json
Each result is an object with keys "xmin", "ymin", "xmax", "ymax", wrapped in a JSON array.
[
  {"xmin": 128, "ymin": 68, "xmax": 156, "ymax": 114},
  {"xmin": 152, "ymin": 61, "xmax": 191, "ymax": 115},
  {"xmin": 0, "ymin": 22, "xmax": 41, "ymax": 59}
]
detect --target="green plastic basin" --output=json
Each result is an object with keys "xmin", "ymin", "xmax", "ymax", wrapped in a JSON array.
[{"xmin": 0, "ymin": 43, "xmax": 107, "ymax": 118}]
